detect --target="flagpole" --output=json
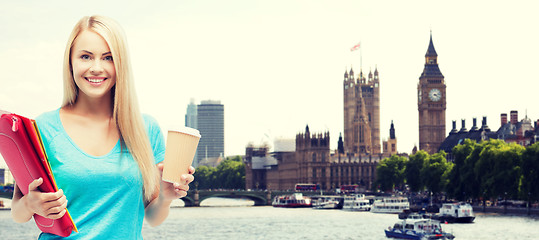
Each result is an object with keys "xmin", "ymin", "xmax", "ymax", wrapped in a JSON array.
[
  {"xmin": 350, "ymin": 42, "xmax": 362, "ymax": 77},
  {"xmin": 360, "ymin": 41, "xmax": 362, "ymax": 73}
]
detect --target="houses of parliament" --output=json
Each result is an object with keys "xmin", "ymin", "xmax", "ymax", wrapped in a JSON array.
[{"xmin": 244, "ymin": 34, "xmax": 446, "ymax": 191}]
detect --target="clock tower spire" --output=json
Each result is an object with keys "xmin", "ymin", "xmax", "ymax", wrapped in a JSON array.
[{"xmin": 418, "ymin": 32, "xmax": 446, "ymax": 154}]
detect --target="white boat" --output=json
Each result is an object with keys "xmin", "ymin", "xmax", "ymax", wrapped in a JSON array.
[
  {"xmin": 432, "ymin": 202, "xmax": 475, "ymax": 223},
  {"xmin": 385, "ymin": 218, "xmax": 455, "ymax": 240},
  {"xmin": 371, "ymin": 196, "xmax": 410, "ymax": 214},
  {"xmin": 272, "ymin": 193, "xmax": 312, "ymax": 208},
  {"xmin": 312, "ymin": 195, "xmax": 343, "ymax": 209},
  {"xmin": 342, "ymin": 194, "xmax": 372, "ymax": 211}
]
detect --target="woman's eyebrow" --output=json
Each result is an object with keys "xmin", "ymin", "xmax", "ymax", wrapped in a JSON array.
[{"xmin": 80, "ymin": 50, "xmax": 111, "ymax": 56}]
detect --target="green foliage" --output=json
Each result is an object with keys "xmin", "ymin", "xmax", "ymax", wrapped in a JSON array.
[
  {"xmin": 405, "ymin": 150, "xmax": 428, "ymax": 192},
  {"xmin": 193, "ymin": 156, "xmax": 245, "ymax": 190},
  {"xmin": 446, "ymin": 139, "xmax": 478, "ymax": 200},
  {"xmin": 378, "ymin": 139, "xmax": 535, "ymax": 202},
  {"xmin": 421, "ymin": 151, "xmax": 452, "ymax": 195},
  {"xmin": 445, "ymin": 139, "xmax": 536, "ymax": 202},
  {"xmin": 375, "ymin": 155, "xmax": 407, "ymax": 192},
  {"xmin": 520, "ymin": 142, "xmax": 539, "ymax": 202},
  {"xmin": 474, "ymin": 139, "xmax": 523, "ymax": 200}
]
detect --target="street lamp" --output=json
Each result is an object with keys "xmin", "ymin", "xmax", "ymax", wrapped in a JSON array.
[
  {"xmin": 483, "ymin": 190, "xmax": 487, "ymax": 212},
  {"xmin": 528, "ymin": 192, "xmax": 531, "ymax": 215},
  {"xmin": 504, "ymin": 192, "xmax": 507, "ymax": 214}
]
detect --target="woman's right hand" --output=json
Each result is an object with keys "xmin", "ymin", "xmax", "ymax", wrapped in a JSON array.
[{"xmin": 24, "ymin": 178, "xmax": 68, "ymax": 220}]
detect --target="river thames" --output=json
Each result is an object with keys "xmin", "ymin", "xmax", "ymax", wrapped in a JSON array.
[{"xmin": 1, "ymin": 198, "xmax": 538, "ymax": 240}]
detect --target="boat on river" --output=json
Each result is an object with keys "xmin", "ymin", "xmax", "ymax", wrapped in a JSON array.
[
  {"xmin": 431, "ymin": 202, "xmax": 475, "ymax": 223},
  {"xmin": 272, "ymin": 193, "xmax": 312, "ymax": 208},
  {"xmin": 385, "ymin": 218, "xmax": 455, "ymax": 240},
  {"xmin": 311, "ymin": 195, "xmax": 343, "ymax": 209},
  {"xmin": 371, "ymin": 196, "xmax": 410, "ymax": 214},
  {"xmin": 342, "ymin": 194, "xmax": 372, "ymax": 211}
]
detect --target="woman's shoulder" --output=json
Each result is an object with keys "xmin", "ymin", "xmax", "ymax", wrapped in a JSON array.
[
  {"xmin": 35, "ymin": 108, "xmax": 60, "ymax": 123},
  {"xmin": 142, "ymin": 114, "xmax": 159, "ymax": 129},
  {"xmin": 141, "ymin": 114, "xmax": 163, "ymax": 136},
  {"xmin": 35, "ymin": 108, "xmax": 62, "ymax": 141},
  {"xmin": 35, "ymin": 108, "xmax": 61, "ymax": 129},
  {"xmin": 141, "ymin": 114, "xmax": 165, "ymax": 158}
]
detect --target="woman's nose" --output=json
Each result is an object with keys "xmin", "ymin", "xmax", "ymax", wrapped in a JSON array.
[{"xmin": 89, "ymin": 60, "xmax": 104, "ymax": 74}]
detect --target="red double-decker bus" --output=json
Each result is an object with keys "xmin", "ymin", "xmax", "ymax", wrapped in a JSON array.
[{"xmin": 295, "ymin": 183, "xmax": 320, "ymax": 191}]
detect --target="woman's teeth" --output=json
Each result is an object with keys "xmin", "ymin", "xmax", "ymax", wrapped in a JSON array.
[{"xmin": 87, "ymin": 78, "xmax": 105, "ymax": 83}]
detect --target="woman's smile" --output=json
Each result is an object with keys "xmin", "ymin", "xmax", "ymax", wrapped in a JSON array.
[{"xmin": 85, "ymin": 77, "xmax": 107, "ymax": 84}]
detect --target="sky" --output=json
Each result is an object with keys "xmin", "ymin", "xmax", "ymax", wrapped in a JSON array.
[{"xmin": 1, "ymin": 0, "xmax": 539, "ymax": 167}]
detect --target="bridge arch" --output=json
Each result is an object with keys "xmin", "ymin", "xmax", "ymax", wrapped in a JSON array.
[
  {"xmin": 191, "ymin": 190, "xmax": 272, "ymax": 206},
  {"xmin": 181, "ymin": 196, "xmax": 196, "ymax": 207},
  {"xmin": 198, "ymin": 192, "xmax": 266, "ymax": 206}
]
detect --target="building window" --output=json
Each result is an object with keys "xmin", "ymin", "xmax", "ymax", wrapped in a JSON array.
[
  {"xmin": 321, "ymin": 154, "xmax": 326, "ymax": 162},
  {"xmin": 312, "ymin": 153, "xmax": 317, "ymax": 162}
]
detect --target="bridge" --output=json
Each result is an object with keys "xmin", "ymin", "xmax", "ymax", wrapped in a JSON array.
[
  {"xmin": 1, "ymin": 190, "xmax": 330, "ymax": 207},
  {"xmin": 182, "ymin": 190, "xmax": 331, "ymax": 207}
]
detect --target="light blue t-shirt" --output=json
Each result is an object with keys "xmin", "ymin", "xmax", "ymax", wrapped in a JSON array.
[{"xmin": 36, "ymin": 109, "xmax": 165, "ymax": 240}]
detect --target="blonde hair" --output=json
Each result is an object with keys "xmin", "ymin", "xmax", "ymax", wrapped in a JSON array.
[{"xmin": 62, "ymin": 15, "xmax": 158, "ymax": 202}]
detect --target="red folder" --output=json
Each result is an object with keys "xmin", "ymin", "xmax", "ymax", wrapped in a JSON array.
[{"xmin": 0, "ymin": 111, "xmax": 77, "ymax": 237}]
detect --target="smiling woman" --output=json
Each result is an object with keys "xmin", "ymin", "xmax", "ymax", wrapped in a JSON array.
[
  {"xmin": 9, "ymin": 15, "xmax": 196, "ymax": 240},
  {"xmin": 70, "ymin": 30, "xmax": 116, "ymax": 102}
]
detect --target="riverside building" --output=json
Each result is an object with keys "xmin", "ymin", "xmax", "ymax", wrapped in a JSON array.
[
  {"xmin": 439, "ymin": 111, "xmax": 539, "ymax": 161},
  {"xmin": 245, "ymin": 66, "xmax": 404, "ymax": 191},
  {"xmin": 244, "ymin": 34, "xmax": 447, "ymax": 191},
  {"xmin": 195, "ymin": 100, "xmax": 224, "ymax": 166},
  {"xmin": 185, "ymin": 99, "xmax": 199, "ymax": 166}
]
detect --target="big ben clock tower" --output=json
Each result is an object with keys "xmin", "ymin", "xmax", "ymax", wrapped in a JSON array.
[{"xmin": 418, "ymin": 33, "xmax": 446, "ymax": 154}]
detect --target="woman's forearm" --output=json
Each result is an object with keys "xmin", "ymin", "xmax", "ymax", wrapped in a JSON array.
[
  {"xmin": 11, "ymin": 185, "xmax": 34, "ymax": 223},
  {"xmin": 144, "ymin": 196, "xmax": 173, "ymax": 227}
]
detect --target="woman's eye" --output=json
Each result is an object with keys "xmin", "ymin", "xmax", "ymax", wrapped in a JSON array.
[
  {"xmin": 104, "ymin": 56, "xmax": 113, "ymax": 61},
  {"xmin": 81, "ymin": 55, "xmax": 91, "ymax": 60}
]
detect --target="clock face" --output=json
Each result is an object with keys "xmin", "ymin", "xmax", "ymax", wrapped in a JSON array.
[{"xmin": 429, "ymin": 88, "xmax": 442, "ymax": 102}]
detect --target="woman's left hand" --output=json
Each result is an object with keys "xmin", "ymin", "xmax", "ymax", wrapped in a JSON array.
[{"xmin": 156, "ymin": 163, "xmax": 195, "ymax": 200}]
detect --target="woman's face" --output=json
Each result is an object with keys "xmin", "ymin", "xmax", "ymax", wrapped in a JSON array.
[{"xmin": 70, "ymin": 30, "xmax": 116, "ymax": 102}]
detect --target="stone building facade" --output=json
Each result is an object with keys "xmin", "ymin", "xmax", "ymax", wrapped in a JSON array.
[
  {"xmin": 244, "ymin": 123, "xmax": 396, "ymax": 191},
  {"xmin": 244, "ymin": 55, "xmax": 402, "ymax": 192},
  {"xmin": 343, "ymin": 68, "xmax": 381, "ymax": 154},
  {"xmin": 439, "ymin": 110, "xmax": 539, "ymax": 161},
  {"xmin": 418, "ymin": 34, "xmax": 446, "ymax": 154}
]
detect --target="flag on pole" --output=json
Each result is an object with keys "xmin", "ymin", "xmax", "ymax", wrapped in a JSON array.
[{"xmin": 350, "ymin": 42, "xmax": 361, "ymax": 51}]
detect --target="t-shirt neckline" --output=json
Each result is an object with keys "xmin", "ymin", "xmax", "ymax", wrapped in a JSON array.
[{"xmin": 54, "ymin": 108, "xmax": 121, "ymax": 159}]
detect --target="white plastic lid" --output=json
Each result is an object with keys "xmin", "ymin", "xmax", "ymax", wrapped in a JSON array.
[{"xmin": 169, "ymin": 126, "xmax": 201, "ymax": 138}]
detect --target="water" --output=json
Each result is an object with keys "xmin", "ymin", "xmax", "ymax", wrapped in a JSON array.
[{"xmin": 1, "ymin": 199, "xmax": 538, "ymax": 240}]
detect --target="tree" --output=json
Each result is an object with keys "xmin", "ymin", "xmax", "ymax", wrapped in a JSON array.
[
  {"xmin": 406, "ymin": 150, "xmax": 428, "ymax": 192},
  {"xmin": 520, "ymin": 143, "xmax": 539, "ymax": 204},
  {"xmin": 475, "ymin": 139, "xmax": 524, "ymax": 200},
  {"xmin": 421, "ymin": 151, "xmax": 452, "ymax": 196},
  {"xmin": 215, "ymin": 158, "xmax": 245, "ymax": 189},
  {"xmin": 192, "ymin": 156, "xmax": 245, "ymax": 190},
  {"xmin": 375, "ymin": 155, "xmax": 407, "ymax": 192},
  {"xmin": 193, "ymin": 165, "xmax": 216, "ymax": 190},
  {"xmin": 463, "ymin": 139, "xmax": 485, "ymax": 200},
  {"xmin": 446, "ymin": 139, "xmax": 477, "ymax": 201}
]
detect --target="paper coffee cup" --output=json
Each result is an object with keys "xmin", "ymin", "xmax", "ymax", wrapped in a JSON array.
[{"xmin": 162, "ymin": 127, "xmax": 201, "ymax": 183}]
